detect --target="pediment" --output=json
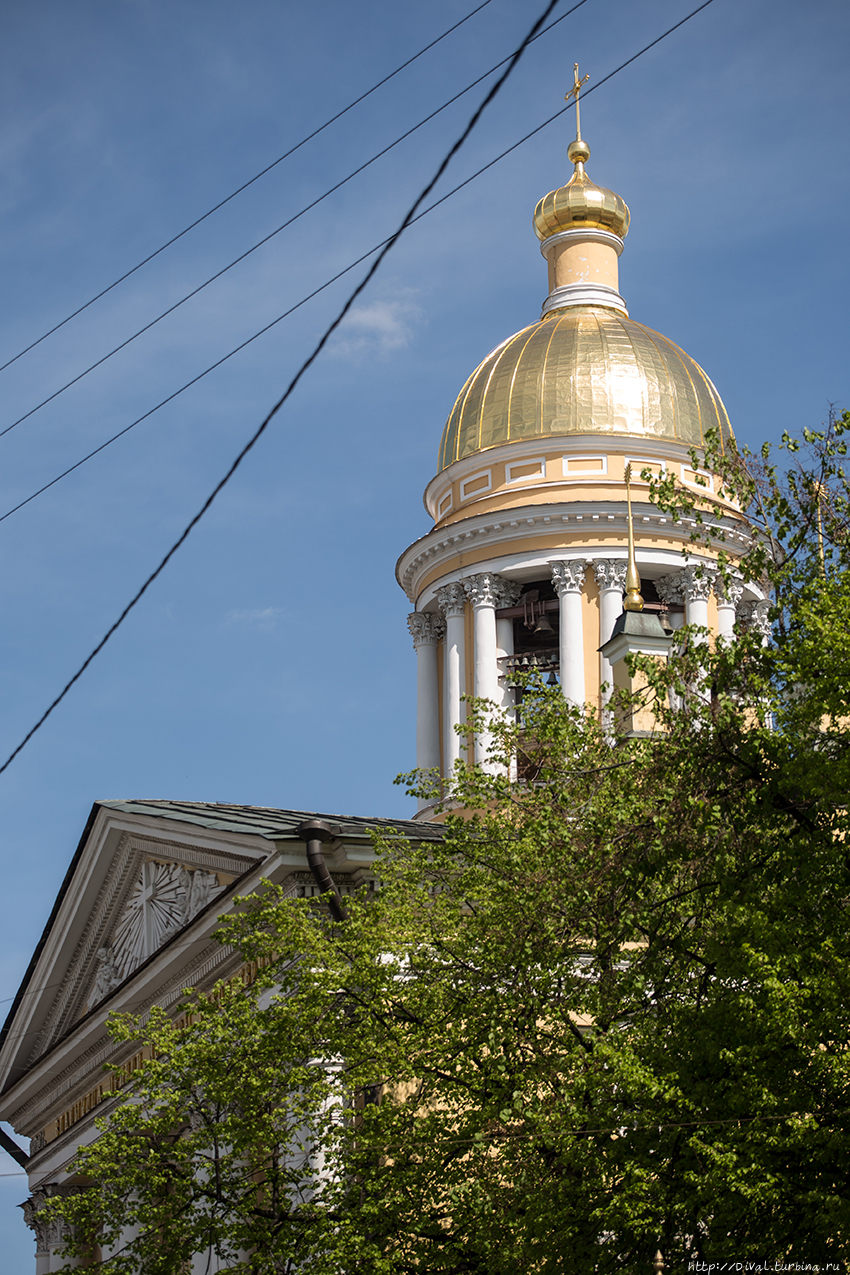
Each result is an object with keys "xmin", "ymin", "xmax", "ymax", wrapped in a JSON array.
[{"xmin": 27, "ymin": 830, "xmax": 258, "ymax": 1066}]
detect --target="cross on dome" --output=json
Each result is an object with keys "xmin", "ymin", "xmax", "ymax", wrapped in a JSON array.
[{"xmin": 565, "ymin": 62, "xmax": 589, "ymax": 141}]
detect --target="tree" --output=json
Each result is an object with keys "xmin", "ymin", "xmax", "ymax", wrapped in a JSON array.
[{"xmin": 49, "ymin": 417, "xmax": 850, "ymax": 1271}]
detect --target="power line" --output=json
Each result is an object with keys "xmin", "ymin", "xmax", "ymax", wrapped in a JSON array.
[
  {"xmin": 0, "ymin": 0, "xmax": 593, "ymax": 443},
  {"xmin": 0, "ymin": 0, "xmax": 567, "ymax": 779},
  {"xmin": 0, "ymin": 0, "xmax": 497, "ymax": 379},
  {"xmin": 0, "ymin": 119, "xmax": 557, "ymax": 525},
  {"xmin": 0, "ymin": 0, "xmax": 717, "ymax": 529}
]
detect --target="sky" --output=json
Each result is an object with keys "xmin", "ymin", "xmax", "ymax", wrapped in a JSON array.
[{"xmin": 0, "ymin": 0, "xmax": 847, "ymax": 1261}]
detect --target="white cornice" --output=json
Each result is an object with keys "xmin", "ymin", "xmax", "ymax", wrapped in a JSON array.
[{"xmin": 396, "ymin": 498, "xmax": 752, "ymax": 605}]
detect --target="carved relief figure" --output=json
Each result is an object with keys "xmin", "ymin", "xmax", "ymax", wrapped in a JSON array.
[
  {"xmin": 185, "ymin": 868, "xmax": 219, "ymax": 923},
  {"xmin": 89, "ymin": 946, "xmax": 122, "ymax": 1007}
]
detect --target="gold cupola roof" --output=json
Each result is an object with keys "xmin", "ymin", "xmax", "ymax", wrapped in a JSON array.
[
  {"xmin": 435, "ymin": 71, "xmax": 734, "ymax": 474},
  {"xmin": 437, "ymin": 307, "xmax": 733, "ymax": 471},
  {"xmin": 533, "ymin": 138, "xmax": 630, "ymax": 242}
]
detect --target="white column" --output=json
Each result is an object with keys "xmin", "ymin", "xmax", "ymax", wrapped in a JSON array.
[
  {"xmin": 436, "ymin": 582, "xmax": 466, "ymax": 775},
  {"xmin": 551, "ymin": 560, "xmax": 587, "ymax": 706},
  {"xmin": 714, "ymin": 575, "xmax": 743, "ymax": 643},
  {"xmin": 681, "ymin": 565, "xmax": 713, "ymax": 631},
  {"xmin": 593, "ymin": 559, "xmax": 626, "ymax": 706},
  {"xmin": 464, "ymin": 572, "xmax": 512, "ymax": 767},
  {"xmin": 407, "ymin": 612, "xmax": 445, "ymax": 808}
]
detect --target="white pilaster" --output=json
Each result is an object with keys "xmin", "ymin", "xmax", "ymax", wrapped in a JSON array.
[
  {"xmin": 714, "ymin": 575, "xmax": 743, "ymax": 643},
  {"xmin": 436, "ymin": 582, "xmax": 466, "ymax": 775},
  {"xmin": 593, "ymin": 559, "xmax": 626, "ymax": 705},
  {"xmin": 407, "ymin": 612, "xmax": 445, "ymax": 808},
  {"xmin": 551, "ymin": 559, "xmax": 587, "ymax": 706}
]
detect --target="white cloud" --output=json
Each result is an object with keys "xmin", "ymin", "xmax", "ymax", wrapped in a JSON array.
[
  {"xmin": 222, "ymin": 607, "xmax": 282, "ymax": 632},
  {"xmin": 330, "ymin": 296, "xmax": 423, "ymax": 360}
]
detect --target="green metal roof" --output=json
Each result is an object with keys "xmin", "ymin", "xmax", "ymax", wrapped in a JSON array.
[{"xmin": 97, "ymin": 798, "xmax": 442, "ymax": 842}]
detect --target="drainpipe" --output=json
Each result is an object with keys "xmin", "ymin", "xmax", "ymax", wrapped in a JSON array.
[{"xmin": 297, "ymin": 820, "xmax": 348, "ymax": 922}]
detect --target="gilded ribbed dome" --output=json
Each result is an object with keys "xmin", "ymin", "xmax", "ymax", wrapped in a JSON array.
[
  {"xmin": 533, "ymin": 163, "xmax": 630, "ymax": 241},
  {"xmin": 437, "ymin": 307, "xmax": 733, "ymax": 471}
]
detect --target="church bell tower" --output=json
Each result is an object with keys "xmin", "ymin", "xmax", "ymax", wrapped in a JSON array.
[{"xmin": 397, "ymin": 73, "xmax": 766, "ymax": 817}]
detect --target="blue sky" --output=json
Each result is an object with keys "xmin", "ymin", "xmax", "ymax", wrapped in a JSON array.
[{"xmin": 0, "ymin": 0, "xmax": 847, "ymax": 1260}]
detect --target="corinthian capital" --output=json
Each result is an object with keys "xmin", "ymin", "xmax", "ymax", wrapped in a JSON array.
[
  {"xmin": 656, "ymin": 571, "xmax": 685, "ymax": 606},
  {"xmin": 23, "ymin": 1185, "xmax": 80, "ymax": 1253},
  {"xmin": 680, "ymin": 564, "xmax": 714, "ymax": 604},
  {"xmin": 463, "ymin": 572, "xmax": 500, "ymax": 609},
  {"xmin": 738, "ymin": 599, "xmax": 771, "ymax": 640},
  {"xmin": 436, "ymin": 582, "xmax": 466, "ymax": 618},
  {"xmin": 493, "ymin": 577, "xmax": 522, "ymax": 609},
  {"xmin": 407, "ymin": 612, "xmax": 445, "ymax": 648},
  {"xmin": 593, "ymin": 559, "xmax": 626, "ymax": 592},
  {"xmin": 551, "ymin": 559, "xmax": 586, "ymax": 596},
  {"xmin": 714, "ymin": 574, "xmax": 744, "ymax": 608}
]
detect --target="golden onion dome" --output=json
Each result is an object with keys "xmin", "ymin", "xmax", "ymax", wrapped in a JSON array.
[
  {"xmin": 437, "ymin": 306, "xmax": 733, "ymax": 471},
  {"xmin": 533, "ymin": 140, "xmax": 630, "ymax": 241}
]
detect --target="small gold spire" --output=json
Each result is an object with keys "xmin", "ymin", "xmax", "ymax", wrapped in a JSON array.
[
  {"xmin": 815, "ymin": 480, "xmax": 826, "ymax": 573},
  {"xmin": 565, "ymin": 63, "xmax": 591, "ymax": 170},
  {"xmin": 623, "ymin": 463, "xmax": 644, "ymax": 612}
]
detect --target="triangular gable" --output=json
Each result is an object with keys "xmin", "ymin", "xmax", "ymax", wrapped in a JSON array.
[{"xmin": 0, "ymin": 804, "xmax": 269, "ymax": 1092}]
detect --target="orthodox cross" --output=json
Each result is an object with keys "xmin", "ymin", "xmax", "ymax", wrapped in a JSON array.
[{"xmin": 565, "ymin": 62, "xmax": 590, "ymax": 140}]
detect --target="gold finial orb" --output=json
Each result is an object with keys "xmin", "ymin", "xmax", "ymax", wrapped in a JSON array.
[{"xmin": 567, "ymin": 138, "xmax": 590, "ymax": 166}]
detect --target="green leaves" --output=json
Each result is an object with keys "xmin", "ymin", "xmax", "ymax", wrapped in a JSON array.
[{"xmin": 46, "ymin": 419, "xmax": 850, "ymax": 1270}]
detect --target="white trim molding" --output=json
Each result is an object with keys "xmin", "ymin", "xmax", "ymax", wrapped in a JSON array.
[
  {"xmin": 542, "ymin": 282, "xmax": 627, "ymax": 317},
  {"xmin": 505, "ymin": 457, "xmax": 546, "ymax": 484},
  {"xmin": 460, "ymin": 469, "xmax": 492, "ymax": 501},
  {"xmin": 680, "ymin": 462, "xmax": 714, "ymax": 492},
  {"xmin": 538, "ymin": 227, "xmax": 625, "ymax": 258},
  {"xmin": 623, "ymin": 456, "xmax": 668, "ymax": 481},
  {"xmin": 424, "ymin": 434, "xmax": 708, "ymax": 520},
  {"xmin": 562, "ymin": 454, "xmax": 608, "ymax": 477}
]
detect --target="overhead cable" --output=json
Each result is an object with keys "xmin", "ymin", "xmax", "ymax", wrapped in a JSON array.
[
  {"xmin": 0, "ymin": 0, "xmax": 568, "ymax": 778},
  {"xmin": 0, "ymin": 0, "xmax": 718, "ymax": 529},
  {"xmin": 0, "ymin": 0, "xmax": 593, "ymax": 442},
  {"xmin": 0, "ymin": 0, "xmax": 497, "ymax": 378}
]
